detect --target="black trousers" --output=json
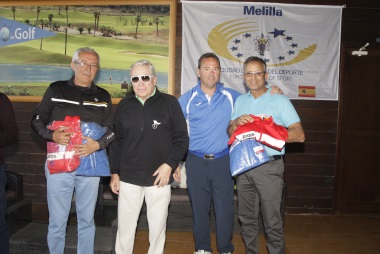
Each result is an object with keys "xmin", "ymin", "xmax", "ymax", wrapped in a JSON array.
[{"xmin": 0, "ymin": 165, "xmax": 9, "ymax": 254}]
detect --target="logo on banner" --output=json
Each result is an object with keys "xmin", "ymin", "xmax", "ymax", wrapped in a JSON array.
[
  {"xmin": 208, "ymin": 18, "xmax": 316, "ymax": 67},
  {"xmin": 0, "ymin": 17, "xmax": 56, "ymax": 47}
]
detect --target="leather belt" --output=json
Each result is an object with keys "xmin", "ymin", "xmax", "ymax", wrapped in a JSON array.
[
  {"xmin": 269, "ymin": 155, "xmax": 283, "ymax": 161},
  {"xmin": 188, "ymin": 148, "xmax": 229, "ymax": 160}
]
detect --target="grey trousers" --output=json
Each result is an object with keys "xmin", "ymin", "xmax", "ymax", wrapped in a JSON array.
[{"xmin": 236, "ymin": 159, "xmax": 285, "ymax": 254}]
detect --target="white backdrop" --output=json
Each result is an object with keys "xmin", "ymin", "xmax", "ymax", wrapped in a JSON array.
[{"xmin": 181, "ymin": 1, "xmax": 343, "ymax": 100}]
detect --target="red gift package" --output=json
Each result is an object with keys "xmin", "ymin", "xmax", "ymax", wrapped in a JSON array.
[
  {"xmin": 228, "ymin": 115, "xmax": 288, "ymax": 151},
  {"xmin": 46, "ymin": 116, "xmax": 82, "ymax": 174}
]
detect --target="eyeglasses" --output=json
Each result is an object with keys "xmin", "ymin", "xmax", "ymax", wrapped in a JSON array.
[
  {"xmin": 130, "ymin": 75, "xmax": 154, "ymax": 84},
  {"xmin": 76, "ymin": 62, "xmax": 99, "ymax": 71},
  {"xmin": 244, "ymin": 71, "xmax": 266, "ymax": 78}
]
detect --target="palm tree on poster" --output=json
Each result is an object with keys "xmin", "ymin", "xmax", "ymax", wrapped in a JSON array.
[
  {"xmin": 93, "ymin": 12, "xmax": 98, "ymax": 36},
  {"xmin": 11, "ymin": 6, "xmax": 16, "ymax": 20},
  {"xmin": 134, "ymin": 13, "xmax": 141, "ymax": 39},
  {"xmin": 93, "ymin": 11, "xmax": 100, "ymax": 37},
  {"xmin": 48, "ymin": 14, "xmax": 53, "ymax": 31},
  {"xmin": 64, "ymin": 5, "xmax": 69, "ymax": 55},
  {"xmin": 154, "ymin": 17, "xmax": 160, "ymax": 36},
  {"xmin": 36, "ymin": 6, "xmax": 43, "ymax": 50},
  {"xmin": 97, "ymin": 12, "xmax": 101, "ymax": 35},
  {"xmin": 65, "ymin": 6, "xmax": 69, "ymax": 27},
  {"xmin": 35, "ymin": 6, "xmax": 40, "ymax": 26}
]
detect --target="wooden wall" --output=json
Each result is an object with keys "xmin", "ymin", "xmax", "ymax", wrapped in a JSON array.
[{"xmin": 5, "ymin": 0, "xmax": 380, "ymax": 220}]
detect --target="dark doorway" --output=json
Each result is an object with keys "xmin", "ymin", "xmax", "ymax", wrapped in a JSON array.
[{"xmin": 336, "ymin": 44, "xmax": 380, "ymax": 213}]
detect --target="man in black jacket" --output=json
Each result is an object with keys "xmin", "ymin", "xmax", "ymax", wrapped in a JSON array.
[
  {"xmin": 109, "ymin": 59, "xmax": 189, "ymax": 254},
  {"xmin": 31, "ymin": 47, "xmax": 115, "ymax": 254},
  {"xmin": 0, "ymin": 93, "xmax": 19, "ymax": 254}
]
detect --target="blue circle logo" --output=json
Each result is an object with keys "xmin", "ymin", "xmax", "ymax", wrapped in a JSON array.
[{"xmin": 0, "ymin": 27, "xmax": 10, "ymax": 41}]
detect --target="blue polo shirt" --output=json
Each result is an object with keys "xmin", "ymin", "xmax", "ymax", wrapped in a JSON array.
[
  {"xmin": 231, "ymin": 88, "xmax": 300, "ymax": 156},
  {"xmin": 179, "ymin": 82, "xmax": 241, "ymax": 154}
]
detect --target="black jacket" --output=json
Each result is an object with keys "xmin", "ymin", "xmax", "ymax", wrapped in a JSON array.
[
  {"xmin": 109, "ymin": 89, "xmax": 189, "ymax": 186},
  {"xmin": 0, "ymin": 93, "xmax": 19, "ymax": 165},
  {"xmin": 31, "ymin": 77, "xmax": 115, "ymax": 149}
]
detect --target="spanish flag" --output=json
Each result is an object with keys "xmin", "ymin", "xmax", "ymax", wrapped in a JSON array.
[{"xmin": 298, "ymin": 86, "xmax": 316, "ymax": 97}]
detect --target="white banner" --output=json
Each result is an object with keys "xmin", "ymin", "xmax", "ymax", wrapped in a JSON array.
[{"xmin": 181, "ymin": 1, "xmax": 342, "ymax": 100}]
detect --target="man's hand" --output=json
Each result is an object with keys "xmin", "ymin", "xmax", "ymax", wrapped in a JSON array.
[
  {"xmin": 52, "ymin": 127, "xmax": 73, "ymax": 145},
  {"xmin": 153, "ymin": 163, "xmax": 172, "ymax": 187},
  {"xmin": 232, "ymin": 114, "xmax": 254, "ymax": 126},
  {"xmin": 228, "ymin": 114, "xmax": 254, "ymax": 137},
  {"xmin": 270, "ymin": 85, "xmax": 284, "ymax": 95},
  {"xmin": 110, "ymin": 174, "xmax": 120, "ymax": 194},
  {"xmin": 73, "ymin": 136, "xmax": 100, "ymax": 157},
  {"xmin": 173, "ymin": 166, "xmax": 181, "ymax": 182}
]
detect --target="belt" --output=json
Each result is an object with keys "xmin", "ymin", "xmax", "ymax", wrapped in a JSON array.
[
  {"xmin": 269, "ymin": 155, "xmax": 283, "ymax": 161},
  {"xmin": 188, "ymin": 148, "xmax": 229, "ymax": 160}
]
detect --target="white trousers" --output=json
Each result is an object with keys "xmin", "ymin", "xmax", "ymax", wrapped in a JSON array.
[{"xmin": 115, "ymin": 182, "xmax": 171, "ymax": 254}]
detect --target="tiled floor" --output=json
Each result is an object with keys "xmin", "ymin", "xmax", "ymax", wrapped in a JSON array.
[{"xmin": 133, "ymin": 214, "xmax": 380, "ymax": 254}]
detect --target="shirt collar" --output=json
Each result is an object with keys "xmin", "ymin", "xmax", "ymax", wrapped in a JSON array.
[
  {"xmin": 196, "ymin": 81, "xmax": 224, "ymax": 95},
  {"xmin": 69, "ymin": 76, "xmax": 97, "ymax": 91},
  {"xmin": 247, "ymin": 85, "xmax": 272, "ymax": 99},
  {"xmin": 136, "ymin": 87, "xmax": 157, "ymax": 105}
]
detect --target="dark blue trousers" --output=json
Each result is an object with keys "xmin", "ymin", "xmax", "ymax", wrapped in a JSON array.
[
  {"xmin": 0, "ymin": 165, "xmax": 9, "ymax": 254},
  {"xmin": 186, "ymin": 153, "xmax": 234, "ymax": 253}
]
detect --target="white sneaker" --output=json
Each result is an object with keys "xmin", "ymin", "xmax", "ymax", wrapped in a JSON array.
[{"xmin": 194, "ymin": 251, "xmax": 212, "ymax": 254}]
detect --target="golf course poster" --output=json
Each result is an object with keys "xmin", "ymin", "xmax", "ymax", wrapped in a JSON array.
[{"xmin": 0, "ymin": 0, "xmax": 177, "ymax": 102}]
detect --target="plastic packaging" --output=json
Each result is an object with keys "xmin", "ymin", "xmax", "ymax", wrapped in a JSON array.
[
  {"xmin": 75, "ymin": 122, "xmax": 111, "ymax": 177},
  {"xmin": 229, "ymin": 138, "xmax": 269, "ymax": 176}
]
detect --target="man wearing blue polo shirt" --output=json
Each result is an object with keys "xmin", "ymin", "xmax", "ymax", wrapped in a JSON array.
[
  {"xmin": 179, "ymin": 53, "xmax": 240, "ymax": 254},
  {"xmin": 228, "ymin": 56, "xmax": 305, "ymax": 254}
]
